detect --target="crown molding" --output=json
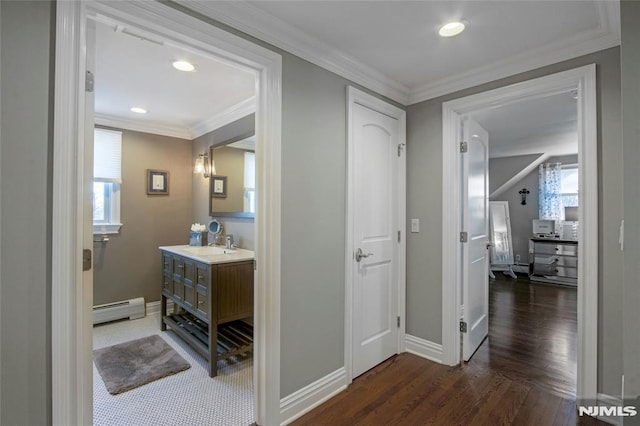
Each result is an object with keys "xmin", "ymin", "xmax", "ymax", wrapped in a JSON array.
[
  {"xmin": 189, "ymin": 96, "xmax": 255, "ymax": 139},
  {"xmin": 409, "ymin": 3, "xmax": 621, "ymax": 104},
  {"xmin": 95, "ymin": 96, "xmax": 257, "ymax": 140},
  {"xmin": 94, "ymin": 113, "xmax": 192, "ymax": 140},
  {"xmin": 178, "ymin": 0, "xmax": 619, "ymax": 108},
  {"xmin": 176, "ymin": 0, "xmax": 411, "ymax": 105}
]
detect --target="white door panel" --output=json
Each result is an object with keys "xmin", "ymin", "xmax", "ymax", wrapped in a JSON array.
[
  {"xmin": 351, "ymin": 102, "xmax": 399, "ymax": 378},
  {"xmin": 462, "ymin": 117, "xmax": 490, "ymax": 362}
]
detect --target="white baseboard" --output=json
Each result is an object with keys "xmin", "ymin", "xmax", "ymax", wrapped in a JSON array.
[
  {"xmin": 595, "ymin": 393, "xmax": 623, "ymax": 425},
  {"xmin": 405, "ymin": 334, "xmax": 443, "ymax": 364},
  {"xmin": 280, "ymin": 367, "xmax": 348, "ymax": 425},
  {"xmin": 146, "ymin": 300, "xmax": 173, "ymax": 316}
]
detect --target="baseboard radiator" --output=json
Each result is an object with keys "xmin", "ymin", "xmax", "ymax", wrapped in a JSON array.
[{"xmin": 93, "ymin": 297, "xmax": 145, "ymax": 325}]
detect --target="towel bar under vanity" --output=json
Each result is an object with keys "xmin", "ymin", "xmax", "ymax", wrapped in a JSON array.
[{"xmin": 159, "ymin": 249, "xmax": 254, "ymax": 377}]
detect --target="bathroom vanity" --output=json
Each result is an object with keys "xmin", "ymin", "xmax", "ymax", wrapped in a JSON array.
[{"xmin": 159, "ymin": 245, "xmax": 254, "ymax": 377}]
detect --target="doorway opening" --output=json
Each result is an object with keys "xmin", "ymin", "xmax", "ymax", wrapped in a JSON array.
[
  {"xmin": 460, "ymin": 90, "xmax": 581, "ymax": 398},
  {"xmin": 52, "ymin": 2, "xmax": 282, "ymax": 425},
  {"xmin": 440, "ymin": 65, "xmax": 598, "ymax": 401},
  {"xmin": 90, "ymin": 13, "xmax": 259, "ymax": 425}
]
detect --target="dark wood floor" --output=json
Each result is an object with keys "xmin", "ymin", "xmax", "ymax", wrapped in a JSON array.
[{"xmin": 293, "ymin": 276, "xmax": 605, "ymax": 425}]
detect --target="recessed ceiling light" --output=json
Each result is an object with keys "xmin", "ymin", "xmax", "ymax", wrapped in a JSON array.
[
  {"xmin": 130, "ymin": 107, "xmax": 147, "ymax": 114},
  {"xmin": 172, "ymin": 60, "xmax": 196, "ymax": 72},
  {"xmin": 439, "ymin": 21, "xmax": 465, "ymax": 38}
]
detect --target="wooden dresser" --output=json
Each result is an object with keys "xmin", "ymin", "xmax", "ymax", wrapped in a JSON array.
[{"xmin": 159, "ymin": 245, "xmax": 254, "ymax": 377}]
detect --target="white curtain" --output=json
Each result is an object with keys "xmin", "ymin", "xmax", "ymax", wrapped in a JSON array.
[{"xmin": 539, "ymin": 162, "xmax": 562, "ymax": 220}]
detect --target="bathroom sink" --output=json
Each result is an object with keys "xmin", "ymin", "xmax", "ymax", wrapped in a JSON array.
[
  {"xmin": 159, "ymin": 244, "xmax": 253, "ymax": 264},
  {"xmin": 182, "ymin": 246, "xmax": 236, "ymax": 255}
]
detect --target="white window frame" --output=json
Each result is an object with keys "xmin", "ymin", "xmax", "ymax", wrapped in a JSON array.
[
  {"xmin": 560, "ymin": 163, "xmax": 579, "ymax": 199},
  {"xmin": 243, "ymin": 151, "xmax": 256, "ymax": 213},
  {"xmin": 93, "ymin": 128, "xmax": 122, "ymax": 234},
  {"xmin": 92, "ymin": 182, "xmax": 121, "ymax": 234}
]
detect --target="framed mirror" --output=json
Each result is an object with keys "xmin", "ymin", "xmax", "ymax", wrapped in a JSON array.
[{"xmin": 209, "ymin": 131, "xmax": 255, "ymax": 218}]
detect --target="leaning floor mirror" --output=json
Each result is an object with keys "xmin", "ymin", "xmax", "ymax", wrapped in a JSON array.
[{"xmin": 489, "ymin": 201, "xmax": 517, "ymax": 279}]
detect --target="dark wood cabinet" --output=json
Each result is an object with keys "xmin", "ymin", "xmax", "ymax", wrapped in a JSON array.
[{"xmin": 160, "ymin": 250, "xmax": 254, "ymax": 377}]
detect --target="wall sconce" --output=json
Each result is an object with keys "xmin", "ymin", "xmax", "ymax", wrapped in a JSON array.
[
  {"xmin": 194, "ymin": 153, "xmax": 211, "ymax": 178},
  {"xmin": 518, "ymin": 188, "xmax": 530, "ymax": 205}
]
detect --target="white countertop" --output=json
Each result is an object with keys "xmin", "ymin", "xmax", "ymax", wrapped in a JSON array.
[{"xmin": 159, "ymin": 245, "xmax": 254, "ymax": 265}]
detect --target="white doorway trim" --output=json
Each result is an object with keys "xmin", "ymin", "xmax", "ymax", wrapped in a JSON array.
[
  {"xmin": 440, "ymin": 65, "xmax": 598, "ymax": 400},
  {"xmin": 345, "ymin": 86, "xmax": 407, "ymax": 382},
  {"xmin": 52, "ymin": 1, "xmax": 282, "ymax": 425}
]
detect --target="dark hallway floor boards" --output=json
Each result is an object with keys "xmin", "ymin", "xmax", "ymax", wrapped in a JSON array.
[{"xmin": 292, "ymin": 275, "xmax": 605, "ymax": 425}]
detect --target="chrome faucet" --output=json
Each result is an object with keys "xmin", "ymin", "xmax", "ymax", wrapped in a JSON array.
[{"xmin": 225, "ymin": 235, "xmax": 234, "ymax": 249}]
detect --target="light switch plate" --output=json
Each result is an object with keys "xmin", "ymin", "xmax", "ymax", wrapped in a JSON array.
[{"xmin": 411, "ymin": 218, "xmax": 420, "ymax": 233}]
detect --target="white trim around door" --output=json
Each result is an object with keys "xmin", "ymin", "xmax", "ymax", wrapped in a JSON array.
[
  {"xmin": 440, "ymin": 64, "xmax": 598, "ymax": 401},
  {"xmin": 52, "ymin": 1, "xmax": 282, "ymax": 425},
  {"xmin": 345, "ymin": 86, "xmax": 407, "ymax": 383}
]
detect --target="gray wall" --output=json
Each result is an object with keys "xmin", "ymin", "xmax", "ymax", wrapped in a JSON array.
[
  {"xmin": 192, "ymin": 114, "xmax": 255, "ymax": 250},
  {"xmin": 489, "ymin": 154, "xmax": 578, "ymax": 263},
  {"xmin": 279, "ymin": 53, "xmax": 350, "ymax": 396},
  {"xmin": 169, "ymin": 3, "xmax": 403, "ymax": 397},
  {"xmin": 488, "ymin": 154, "xmax": 542, "ymax": 195},
  {"xmin": 0, "ymin": 1, "xmax": 53, "ymax": 424},
  {"xmin": 93, "ymin": 128, "xmax": 193, "ymax": 305},
  {"xmin": 406, "ymin": 47, "xmax": 623, "ymax": 395},
  {"xmin": 622, "ymin": 0, "xmax": 640, "ymax": 414}
]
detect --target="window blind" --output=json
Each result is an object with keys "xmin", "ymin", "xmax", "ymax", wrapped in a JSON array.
[
  {"xmin": 244, "ymin": 152, "xmax": 255, "ymax": 188},
  {"xmin": 94, "ymin": 128, "xmax": 122, "ymax": 183}
]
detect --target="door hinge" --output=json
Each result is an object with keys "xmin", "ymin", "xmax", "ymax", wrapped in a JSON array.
[
  {"xmin": 459, "ymin": 231, "xmax": 468, "ymax": 243},
  {"xmin": 85, "ymin": 71, "xmax": 94, "ymax": 93},
  {"xmin": 397, "ymin": 230, "xmax": 401, "ymax": 243},
  {"xmin": 398, "ymin": 143, "xmax": 405, "ymax": 157},
  {"xmin": 82, "ymin": 249, "xmax": 92, "ymax": 271},
  {"xmin": 459, "ymin": 321, "xmax": 467, "ymax": 333},
  {"xmin": 397, "ymin": 316, "xmax": 401, "ymax": 328},
  {"xmin": 460, "ymin": 141, "xmax": 468, "ymax": 153}
]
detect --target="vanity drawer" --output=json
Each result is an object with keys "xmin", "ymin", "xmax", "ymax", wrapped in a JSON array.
[
  {"xmin": 183, "ymin": 283, "xmax": 195, "ymax": 310},
  {"xmin": 162, "ymin": 274, "xmax": 173, "ymax": 295},
  {"xmin": 196, "ymin": 263, "xmax": 209, "ymax": 290},
  {"xmin": 162, "ymin": 254, "xmax": 173, "ymax": 274},
  {"xmin": 172, "ymin": 278, "xmax": 183, "ymax": 301},
  {"xmin": 173, "ymin": 258, "xmax": 185, "ymax": 278},
  {"xmin": 195, "ymin": 289, "xmax": 209, "ymax": 319}
]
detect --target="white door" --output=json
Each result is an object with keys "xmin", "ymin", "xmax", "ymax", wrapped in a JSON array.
[
  {"xmin": 351, "ymin": 101, "xmax": 401, "ymax": 378},
  {"xmin": 461, "ymin": 117, "xmax": 490, "ymax": 361}
]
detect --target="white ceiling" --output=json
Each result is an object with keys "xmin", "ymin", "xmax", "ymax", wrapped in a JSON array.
[
  {"xmin": 472, "ymin": 91, "xmax": 578, "ymax": 159},
  {"xmin": 190, "ymin": 0, "xmax": 620, "ymax": 104},
  {"xmin": 94, "ymin": 20, "xmax": 256, "ymax": 140},
  {"xmin": 94, "ymin": 1, "xmax": 619, "ymax": 139}
]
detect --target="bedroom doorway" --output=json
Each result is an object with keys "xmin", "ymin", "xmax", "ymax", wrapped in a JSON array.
[{"xmin": 440, "ymin": 65, "xmax": 598, "ymax": 401}]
